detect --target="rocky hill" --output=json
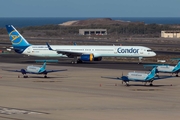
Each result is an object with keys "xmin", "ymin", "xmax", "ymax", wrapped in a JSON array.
[{"xmin": 60, "ymin": 18, "xmax": 143, "ymax": 26}]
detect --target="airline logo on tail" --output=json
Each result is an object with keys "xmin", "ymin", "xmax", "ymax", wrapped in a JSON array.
[
  {"xmin": 9, "ymin": 30, "xmax": 22, "ymax": 45},
  {"xmin": 6, "ymin": 25, "xmax": 31, "ymax": 54}
]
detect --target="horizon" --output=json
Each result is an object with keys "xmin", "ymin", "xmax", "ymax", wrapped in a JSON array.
[{"xmin": 1, "ymin": 17, "xmax": 180, "ymax": 18}]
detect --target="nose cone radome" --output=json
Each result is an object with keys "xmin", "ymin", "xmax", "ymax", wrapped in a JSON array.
[{"xmin": 152, "ymin": 52, "xmax": 156, "ymax": 56}]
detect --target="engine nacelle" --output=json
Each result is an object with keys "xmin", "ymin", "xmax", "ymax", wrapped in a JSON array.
[
  {"xmin": 80, "ymin": 54, "xmax": 94, "ymax": 61},
  {"xmin": 80, "ymin": 54, "xmax": 102, "ymax": 61}
]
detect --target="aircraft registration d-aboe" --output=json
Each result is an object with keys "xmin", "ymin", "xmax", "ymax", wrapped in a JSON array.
[
  {"xmin": 5, "ymin": 62, "xmax": 67, "ymax": 78},
  {"xmin": 6, "ymin": 25, "xmax": 156, "ymax": 64},
  {"xmin": 102, "ymin": 67, "xmax": 171, "ymax": 86}
]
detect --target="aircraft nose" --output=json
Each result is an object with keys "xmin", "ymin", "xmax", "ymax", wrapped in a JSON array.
[{"xmin": 153, "ymin": 52, "xmax": 156, "ymax": 56}]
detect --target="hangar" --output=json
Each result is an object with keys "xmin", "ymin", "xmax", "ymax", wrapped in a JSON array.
[
  {"xmin": 161, "ymin": 30, "xmax": 180, "ymax": 38},
  {"xmin": 79, "ymin": 29, "xmax": 107, "ymax": 35}
]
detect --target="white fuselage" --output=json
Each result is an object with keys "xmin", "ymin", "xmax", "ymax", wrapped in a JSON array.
[
  {"xmin": 26, "ymin": 65, "xmax": 41, "ymax": 73},
  {"xmin": 157, "ymin": 66, "xmax": 174, "ymax": 72},
  {"xmin": 127, "ymin": 72, "xmax": 148, "ymax": 80},
  {"xmin": 22, "ymin": 45, "xmax": 156, "ymax": 58}
]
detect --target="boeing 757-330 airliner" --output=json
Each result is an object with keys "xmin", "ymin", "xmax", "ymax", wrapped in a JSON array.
[{"xmin": 6, "ymin": 25, "xmax": 156, "ymax": 64}]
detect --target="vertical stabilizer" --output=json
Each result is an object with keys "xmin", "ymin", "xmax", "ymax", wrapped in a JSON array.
[
  {"xmin": 41, "ymin": 62, "xmax": 46, "ymax": 70},
  {"xmin": 6, "ymin": 25, "xmax": 31, "ymax": 47},
  {"xmin": 6, "ymin": 25, "xmax": 31, "ymax": 53},
  {"xmin": 172, "ymin": 61, "xmax": 180, "ymax": 72},
  {"xmin": 38, "ymin": 62, "xmax": 46, "ymax": 73},
  {"xmin": 146, "ymin": 67, "xmax": 157, "ymax": 80}
]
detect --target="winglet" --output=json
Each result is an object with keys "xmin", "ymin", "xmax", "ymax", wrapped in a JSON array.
[{"xmin": 46, "ymin": 42, "xmax": 53, "ymax": 50}]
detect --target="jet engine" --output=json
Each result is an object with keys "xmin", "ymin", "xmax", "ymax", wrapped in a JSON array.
[
  {"xmin": 80, "ymin": 54, "xmax": 102, "ymax": 61},
  {"xmin": 80, "ymin": 54, "xmax": 94, "ymax": 61}
]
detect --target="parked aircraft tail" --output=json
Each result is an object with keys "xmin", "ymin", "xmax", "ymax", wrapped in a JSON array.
[
  {"xmin": 146, "ymin": 67, "xmax": 157, "ymax": 80},
  {"xmin": 173, "ymin": 61, "xmax": 180, "ymax": 72},
  {"xmin": 41, "ymin": 62, "xmax": 46, "ymax": 70},
  {"xmin": 6, "ymin": 25, "xmax": 31, "ymax": 53},
  {"xmin": 38, "ymin": 62, "xmax": 46, "ymax": 73}
]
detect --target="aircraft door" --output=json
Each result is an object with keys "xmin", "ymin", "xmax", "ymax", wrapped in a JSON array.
[
  {"xmin": 114, "ymin": 48, "xmax": 117, "ymax": 54},
  {"xmin": 139, "ymin": 48, "xmax": 144, "ymax": 55},
  {"xmin": 26, "ymin": 47, "xmax": 31, "ymax": 53}
]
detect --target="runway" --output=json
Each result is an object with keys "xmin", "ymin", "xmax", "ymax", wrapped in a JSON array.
[
  {"xmin": 0, "ymin": 53, "xmax": 178, "ymax": 71},
  {"xmin": 0, "ymin": 53, "xmax": 180, "ymax": 120}
]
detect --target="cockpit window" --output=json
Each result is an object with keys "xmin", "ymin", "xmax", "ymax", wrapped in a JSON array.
[{"xmin": 147, "ymin": 50, "xmax": 153, "ymax": 52}]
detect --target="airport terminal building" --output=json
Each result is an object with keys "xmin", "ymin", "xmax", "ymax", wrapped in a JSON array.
[
  {"xmin": 79, "ymin": 29, "xmax": 107, "ymax": 35},
  {"xmin": 161, "ymin": 30, "xmax": 180, "ymax": 38}
]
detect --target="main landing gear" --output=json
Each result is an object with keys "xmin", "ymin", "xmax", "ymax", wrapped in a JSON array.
[
  {"xmin": 175, "ymin": 72, "xmax": 179, "ymax": 77},
  {"xmin": 23, "ymin": 75, "xmax": 28, "ymax": 78},
  {"xmin": 71, "ymin": 56, "xmax": 78, "ymax": 64},
  {"xmin": 44, "ymin": 74, "xmax": 47, "ymax": 78},
  {"xmin": 71, "ymin": 56, "xmax": 83, "ymax": 64},
  {"xmin": 148, "ymin": 81, "xmax": 154, "ymax": 86},
  {"xmin": 122, "ymin": 81, "xmax": 129, "ymax": 86},
  {"xmin": 138, "ymin": 57, "xmax": 143, "ymax": 64},
  {"xmin": 149, "ymin": 82, "xmax": 153, "ymax": 86},
  {"xmin": 171, "ymin": 73, "xmax": 179, "ymax": 77}
]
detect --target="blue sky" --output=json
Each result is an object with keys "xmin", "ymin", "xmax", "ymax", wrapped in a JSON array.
[{"xmin": 1, "ymin": 0, "xmax": 180, "ymax": 17}]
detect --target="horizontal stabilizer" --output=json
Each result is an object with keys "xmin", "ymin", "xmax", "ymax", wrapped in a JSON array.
[
  {"xmin": 101, "ymin": 76, "xmax": 120, "ymax": 80},
  {"xmin": 35, "ymin": 60, "xmax": 59, "ymax": 63},
  {"xmin": 171, "ymin": 58, "xmax": 180, "ymax": 61},
  {"xmin": 143, "ymin": 64, "xmax": 169, "ymax": 68}
]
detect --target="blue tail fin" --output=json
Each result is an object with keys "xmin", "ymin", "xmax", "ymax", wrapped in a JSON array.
[
  {"xmin": 6, "ymin": 25, "xmax": 31, "ymax": 53},
  {"xmin": 41, "ymin": 62, "xmax": 46, "ymax": 70},
  {"xmin": 39, "ymin": 62, "xmax": 46, "ymax": 73},
  {"xmin": 172, "ymin": 61, "xmax": 180, "ymax": 72},
  {"xmin": 146, "ymin": 67, "xmax": 157, "ymax": 80}
]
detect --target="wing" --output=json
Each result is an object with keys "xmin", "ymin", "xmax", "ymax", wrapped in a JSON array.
[
  {"xmin": 46, "ymin": 42, "xmax": 86, "ymax": 57},
  {"xmin": 4, "ymin": 69, "xmax": 22, "ymax": 72},
  {"xmin": 3, "ymin": 69, "xmax": 38, "ymax": 74},
  {"xmin": 56, "ymin": 51, "xmax": 83, "ymax": 57},
  {"xmin": 46, "ymin": 69, "xmax": 67, "ymax": 73},
  {"xmin": 153, "ymin": 76, "xmax": 172, "ymax": 81},
  {"xmin": 101, "ymin": 76, "xmax": 129, "ymax": 81},
  {"xmin": 101, "ymin": 76, "xmax": 121, "ymax": 80}
]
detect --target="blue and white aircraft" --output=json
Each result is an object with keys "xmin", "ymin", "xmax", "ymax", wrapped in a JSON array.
[
  {"xmin": 145, "ymin": 60, "xmax": 180, "ymax": 77},
  {"xmin": 6, "ymin": 25, "xmax": 156, "ymax": 64},
  {"xmin": 102, "ymin": 67, "xmax": 167, "ymax": 86},
  {"xmin": 5, "ymin": 62, "xmax": 67, "ymax": 78}
]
